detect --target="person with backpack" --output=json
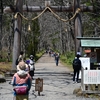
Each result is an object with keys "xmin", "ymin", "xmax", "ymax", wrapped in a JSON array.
[
  {"xmin": 72, "ymin": 54, "xmax": 82, "ymax": 83},
  {"xmin": 26, "ymin": 55, "xmax": 35, "ymax": 79},
  {"xmin": 11, "ymin": 61, "xmax": 32, "ymax": 100}
]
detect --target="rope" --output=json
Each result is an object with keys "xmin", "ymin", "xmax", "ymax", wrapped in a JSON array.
[
  {"xmin": 14, "ymin": 6, "xmax": 81, "ymax": 22},
  {"xmin": 47, "ymin": 7, "xmax": 81, "ymax": 22},
  {"xmin": 14, "ymin": 12, "xmax": 28, "ymax": 20},
  {"xmin": 31, "ymin": 7, "xmax": 48, "ymax": 21}
]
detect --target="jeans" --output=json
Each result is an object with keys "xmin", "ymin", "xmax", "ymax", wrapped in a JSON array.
[{"xmin": 56, "ymin": 60, "xmax": 59, "ymax": 66}]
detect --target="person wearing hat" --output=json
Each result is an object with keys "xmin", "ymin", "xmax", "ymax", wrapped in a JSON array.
[
  {"xmin": 26, "ymin": 55, "xmax": 35, "ymax": 79},
  {"xmin": 17, "ymin": 61, "xmax": 29, "ymax": 72},
  {"xmin": 11, "ymin": 61, "xmax": 32, "ymax": 100}
]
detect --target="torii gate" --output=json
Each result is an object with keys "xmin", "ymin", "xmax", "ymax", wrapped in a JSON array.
[{"xmin": 4, "ymin": 0, "xmax": 93, "ymax": 70}]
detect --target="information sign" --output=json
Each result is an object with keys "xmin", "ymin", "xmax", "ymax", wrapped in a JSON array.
[
  {"xmin": 35, "ymin": 78, "xmax": 43, "ymax": 92},
  {"xmin": 84, "ymin": 70, "xmax": 100, "ymax": 84},
  {"xmin": 79, "ymin": 57, "xmax": 90, "ymax": 79}
]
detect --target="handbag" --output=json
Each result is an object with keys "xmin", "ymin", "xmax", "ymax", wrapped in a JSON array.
[{"xmin": 13, "ymin": 86, "xmax": 28, "ymax": 95}]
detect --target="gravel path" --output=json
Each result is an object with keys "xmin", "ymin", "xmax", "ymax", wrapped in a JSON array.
[{"xmin": 0, "ymin": 53, "xmax": 98, "ymax": 100}]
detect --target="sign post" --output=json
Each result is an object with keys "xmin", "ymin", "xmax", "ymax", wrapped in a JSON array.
[{"xmin": 35, "ymin": 78, "xmax": 43, "ymax": 96}]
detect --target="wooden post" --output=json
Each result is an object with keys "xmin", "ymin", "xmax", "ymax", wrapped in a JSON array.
[
  {"xmin": 74, "ymin": 0, "xmax": 82, "ymax": 55},
  {"xmin": 4, "ymin": 5, "xmax": 93, "ymax": 13},
  {"xmin": 12, "ymin": 0, "xmax": 23, "ymax": 70}
]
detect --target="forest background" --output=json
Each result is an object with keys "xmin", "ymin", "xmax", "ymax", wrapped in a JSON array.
[{"xmin": 0, "ymin": 0, "xmax": 100, "ymax": 74}]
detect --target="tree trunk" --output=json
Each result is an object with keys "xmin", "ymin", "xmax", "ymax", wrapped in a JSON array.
[
  {"xmin": 12, "ymin": 0, "xmax": 23, "ymax": 70},
  {"xmin": 73, "ymin": 0, "xmax": 82, "ymax": 55}
]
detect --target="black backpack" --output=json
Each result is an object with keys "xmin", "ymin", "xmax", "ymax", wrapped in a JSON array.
[{"xmin": 73, "ymin": 59, "xmax": 81, "ymax": 69}]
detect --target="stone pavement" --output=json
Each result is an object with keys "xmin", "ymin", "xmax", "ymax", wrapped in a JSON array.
[{"xmin": 0, "ymin": 53, "xmax": 97, "ymax": 100}]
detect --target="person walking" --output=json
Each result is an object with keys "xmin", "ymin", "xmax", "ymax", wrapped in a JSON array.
[
  {"xmin": 27, "ymin": 55, "xmax": 35, "ymax": 79},
  {"xmin": 11, "ymin": 61, "xmax": 32, "ymax": 100},
  {"xmin": 72, "ymin": 54, "xmax": 82, "ymax": 83},
  {"xmin": 55, "ymin": 53, "xmax": 60, "ymax": 66}
]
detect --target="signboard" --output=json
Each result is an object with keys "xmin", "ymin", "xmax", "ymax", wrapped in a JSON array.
[
  {"xmin": 84, "ymin": 70, "xmax": 100, "ymax": 84},
  {"xmin": 80, "ymin": 57, "xmax": 90, "ymax": 70},
  {"xmin": 35, "ymin": 78, "xmax": 43, "ymax": 92},
  {"xmin": 79, "ymin": 57, "xmax": 90, "ymax": 79},
  {"xmin": 81, "ymin": 40, "xmax": 100, "ymax": 47}
]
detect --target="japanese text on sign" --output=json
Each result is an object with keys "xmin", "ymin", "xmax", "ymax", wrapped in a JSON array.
[
  {"xmin": 84, "ymin": 70, "xmax": 100, "ymax": 84},
  {"xmin": 35, "ymin": 78, "xmax": 43, "ymax": 92}
]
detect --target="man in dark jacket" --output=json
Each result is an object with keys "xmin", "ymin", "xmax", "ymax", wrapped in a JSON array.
[
  {"xmin": 72, "ymin": 54, "xmax": 82, "ymax": 83},
  {"xmin": 55, "ymin": 53, "xmax": 60, "ymax": 66}
]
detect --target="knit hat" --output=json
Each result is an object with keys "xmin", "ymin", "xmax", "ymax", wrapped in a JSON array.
[{"xmin": 18, "ymin": 61, "xmax": 26, "ymax": 70}]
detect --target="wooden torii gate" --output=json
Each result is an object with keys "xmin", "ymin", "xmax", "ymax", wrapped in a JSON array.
[{"xmin": 4, "ymin": 0, "xmax": 93, "ymax": 70}]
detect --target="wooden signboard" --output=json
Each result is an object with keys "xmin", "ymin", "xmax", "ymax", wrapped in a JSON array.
[{"xmin": 35, "ymin": 78, "xmax": 43, "ymax": 93}]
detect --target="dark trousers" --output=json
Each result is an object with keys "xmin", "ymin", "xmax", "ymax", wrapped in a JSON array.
[
  {"xmin": 29, "ymin": 70, "xmax": 34, "ymax": 77},
  {"xmin": 73, "ymin": 69, "xmax": 80, "ymax": 82},
  {"xmin": 56, "ymin": 60, "xmax": 59, "ymax": 66}
]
